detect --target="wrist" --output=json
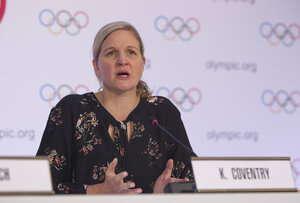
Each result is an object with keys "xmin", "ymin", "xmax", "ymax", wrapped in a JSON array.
[{"xmin": 86, "ymin": 182, "xmax": 109, "ymax": 194}]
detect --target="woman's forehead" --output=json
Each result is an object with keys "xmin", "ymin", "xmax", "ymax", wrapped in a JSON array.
[{"xmin": 101, "ymin": 30, "xmax": 140, "ymax": 49}]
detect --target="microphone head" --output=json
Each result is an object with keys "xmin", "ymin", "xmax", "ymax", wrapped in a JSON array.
[
  {"xmin": 152, "ymin": 120, "xmax": 158, "ymax": 126},
  {"xmin": 147, "ymin": 116, "xmax": 158, "ymax": 126}
]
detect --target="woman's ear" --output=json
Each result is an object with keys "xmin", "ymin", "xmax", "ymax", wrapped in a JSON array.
[{"xmin": 93, "ymin": 59, "xmax": 101, "ymax": 79}]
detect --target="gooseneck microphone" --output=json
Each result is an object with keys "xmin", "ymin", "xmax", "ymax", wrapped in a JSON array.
[{"xmin": 149, "ymin": 117, "xmax": 198, "ymax": 157}]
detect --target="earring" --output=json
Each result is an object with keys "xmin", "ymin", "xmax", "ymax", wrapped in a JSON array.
[{"xmin": 98, "ymin": 81, "xmax": 103, "ymax": 92}]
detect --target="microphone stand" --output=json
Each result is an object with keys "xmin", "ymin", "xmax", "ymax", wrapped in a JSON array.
[{"xmin": 151, "ymin": 119, "xmax": 198, "ymax": 157}]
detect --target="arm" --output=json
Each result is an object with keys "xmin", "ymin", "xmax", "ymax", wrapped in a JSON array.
[
  {"xmin": 36, "ymin": 96, "xmax": 85, "ymax": 194},
  {"xmin": 165, "ymin": 100, "xmax": 194, "ymax": 180},
  {"xmin": 153, "ymin": 98, "xmax": 194, "ymax": 193}
]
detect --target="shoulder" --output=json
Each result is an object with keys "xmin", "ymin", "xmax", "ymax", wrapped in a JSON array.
[
  {"xmin": 57, "ymin": 92, "xmax": 95, "ymax": 104},
  {"xmin": 47, "ymin": 92, "xmax": 98, "ymax": 125},
  {"xmin": 53, "ymin": 92, "xmax": 97, "ymax": 111},
  {"xmin": 144, "ymin": 95, "xmax": 180, "ymax": 115}
]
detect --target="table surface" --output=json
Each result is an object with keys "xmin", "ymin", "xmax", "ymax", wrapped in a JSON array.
[{"xmin": 1, "ymin": 192, "xmax": 300, "ymax": 203}]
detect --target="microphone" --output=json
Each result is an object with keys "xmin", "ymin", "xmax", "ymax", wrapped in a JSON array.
[{"xmin": 149, "ymin": 117, "xmax": 198, "ymax": 157}]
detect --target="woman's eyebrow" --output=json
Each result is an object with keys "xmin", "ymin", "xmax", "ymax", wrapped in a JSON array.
[
  {"xmin": 127, "ymin": 46, "xmax": 139, "ymax": 50},
  {"xmin": 102, "ymin": 47, "xmax": 115, "ymax": 53}
]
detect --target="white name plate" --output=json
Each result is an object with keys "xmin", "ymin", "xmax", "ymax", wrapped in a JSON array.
[
  {"xmin": 0, "ymin": 157, "xmax": 53, "ymax": 195},
  {"xmin": 191, "ymin": 157, "xmax": 297, "ymax": 192}
]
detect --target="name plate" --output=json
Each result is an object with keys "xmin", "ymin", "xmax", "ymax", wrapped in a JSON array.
[
  {"xmin": 191, "ymin": 157, "xmax": 297, "ymax": 192},
  {"xmin": 0, "ymin": 157, "xmax": 53, "ymax": 195}
]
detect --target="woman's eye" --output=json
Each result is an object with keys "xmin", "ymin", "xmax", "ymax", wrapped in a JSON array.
[
  {"xmin": 128, "ymin": 50, "xmax": 136, "ymax": 55},
  {"xmin": 106, "ymin": 51, "xmax": 115, "ymax": 56}
]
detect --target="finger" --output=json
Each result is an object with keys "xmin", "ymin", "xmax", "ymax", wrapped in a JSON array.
[
  {"xmin": 123, "ymin": 188, "xmax": 143, "ymax": 194},
  {"xmin": 162, "ymin": 159, "xmax": 173, "ymax": 178},
  {"xmin": 118, "ymin": 181, "xmax": 136, "ymax": 192},
  {"xmin": 125, "ymin": 181, "xmax": 136, "ymax": 189},
  {"xmin": 106, "ymin": 158, "xmax": 118, "ymax": 176},
  {"xmin": 112, "ymin": 171, "xmax": 128, "ymax": 183}
]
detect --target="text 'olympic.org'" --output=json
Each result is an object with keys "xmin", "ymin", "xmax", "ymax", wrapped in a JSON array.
[
  {"xmin": 0, "ymin": 128, "xmax": 35, "ymax": 141},
  {"xmin": 205, "ymin": 60, "xmax": 257, "ymax": 74},
  {"xmin": 207, "ymin": 130, "xmax": 259, "ymax": 142}
]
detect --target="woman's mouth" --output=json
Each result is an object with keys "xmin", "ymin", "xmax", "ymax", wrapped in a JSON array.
[{"xmin": 116, "ymin": 71, "xmax": 130, "ymax": 78}]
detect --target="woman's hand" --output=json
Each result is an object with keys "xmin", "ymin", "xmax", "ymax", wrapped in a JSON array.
[
  {"xmin": 86, "ymin": 158, "xmax": 142, "ymax": 194},
  {"xmin": 153, "ymin": 159, "xmax": 189, "ymax": 193}
]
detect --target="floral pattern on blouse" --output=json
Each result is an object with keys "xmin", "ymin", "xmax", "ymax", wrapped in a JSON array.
[
  {"xmin": 92, "ymin": 165, "xmax": 108, "ymax": 181},
  {"xmin": 92, "ymin": 163, "xmax": 122, "ymax": 182},
  {"xmin": 80, "ymin": 97, "xmax": 89, "ymax": 105},
  {"xmin": 49, "ymin": 106, "xmax": 63, "ymax": 126},
  {"xmin": 57, "ymin": 183, "xmax": 70, "ymax": 193},
  {"xmin": 144, "ymin": 137, "xmax": 162, "ymax": 167},
  {"xmin": 112, "ymin": 127, "xmax": 124, "ymax": 157},
  {"xmin": 75, "ymin": 112, "xmax": 101, "ymax": 155},
  {"xmin": 165, "ymin": 142, "xmax": 175, "ymax": 152},
  {"xmin": 147, "ymin": 96, "xmax": 164, "ymax": 105},
  {"xmin": 131, "ymin": 122, "xmax": 145, "ymax": 140},
  {"xmin": 44, "ymin": 147, "xmax": 67, "ymax": 171},
  {"xmin": 172, "ymin": 161, "xmax": 194, "ymax": 180}
]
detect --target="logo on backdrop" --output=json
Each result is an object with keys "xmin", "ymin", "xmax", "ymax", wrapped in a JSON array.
[
  {"xmin": 261, "ymin": 90, "xmax": 300, "ymax": 114},
  {"xmin": 155, "ymin": 87, "xmax": 201, "ymax": 112},
  {"xmin": 154, "ymin": 16, "xmax": 200, "ymax": 41},
  {"xmin": 38, "ymin": 9, "xmax": 89, "ymax": 36},
  {"xmin": 40, "ymin": 84, "xmax": 90, "ymax": 107},
  {"xmin": 259, "ymin": 22, "xmax": 300, "ymax": 46},
  {"xmin": 292, "ymin": 158, "xmax": 300, "ymax": 181},
  {"xmin": 0, "ymin": 0, "xmax": 6, "ymax": 24}
]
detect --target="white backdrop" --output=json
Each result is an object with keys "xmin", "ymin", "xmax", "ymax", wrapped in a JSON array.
[{"xmin": 0, "ymin": 0, "xmax": 300, "ymax": 188}]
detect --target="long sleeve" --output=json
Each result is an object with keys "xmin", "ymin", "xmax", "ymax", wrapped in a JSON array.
[
  {"xmin": 36, "ymin": 96, "xmax": 86, "ymax": 194},
  {"xmin": 164, "ymin": 99, "xmax": 194, "ymax": 180}
]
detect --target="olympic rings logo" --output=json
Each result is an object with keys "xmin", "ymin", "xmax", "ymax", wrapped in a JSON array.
[
  {"xmin": 40, "ymin": 84, "xmax": 90, "ymax": 107},
  {"xmin": 259, "ymin": 22, "xmax": 300, "ymax": 46},
  {"xmin": 261, "ymin": 90, "xmax": 300, "ymax": 114},
  {"xmin": 155, "ymin": 87, "xmax": 201, "ymax": 112},
  {"xmin": 0, "ymin": 0, "xmax": 6, "ymax": 23},
  {"xmin": 154, "ymin": 16, "xmax": 200, "ymax": 41},
  {"xmin": 38, "ymin": 9, "xmax": 89, "ymax": 36}
]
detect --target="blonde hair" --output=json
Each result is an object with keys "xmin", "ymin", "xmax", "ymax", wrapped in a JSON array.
[{"xmin": 92, "ymin": 21, "xmax": 151, "ymax": 98}]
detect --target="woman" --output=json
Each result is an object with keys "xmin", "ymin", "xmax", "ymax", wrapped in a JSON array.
[{"xmin": 37, "ymin": 21, "xmax": 194, "ymax": 194}]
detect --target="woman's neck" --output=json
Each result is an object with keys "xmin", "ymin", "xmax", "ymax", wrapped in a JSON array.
[{"xmin": 96, "ymin": 89, "xmax": 140, "ymax": 122}]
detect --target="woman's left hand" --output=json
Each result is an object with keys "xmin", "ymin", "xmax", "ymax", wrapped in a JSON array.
[{"xmin": 153, "ymin": 159, "xmax": 189, "ymax": 193}]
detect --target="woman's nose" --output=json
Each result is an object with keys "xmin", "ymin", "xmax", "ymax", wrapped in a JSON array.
[{"xmin": 117, "ymin": 52, "xmax": 128, "ymax": 66}]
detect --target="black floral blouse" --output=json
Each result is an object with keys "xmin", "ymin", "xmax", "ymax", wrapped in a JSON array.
[{"xmin": 36, "ymin": 93, "xmax": 194, "ymax": 194}]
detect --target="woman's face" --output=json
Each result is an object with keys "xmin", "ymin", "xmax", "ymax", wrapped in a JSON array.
[{"xmin": 94, "ymin": 29, "xmax": 145, "ymax": 94}]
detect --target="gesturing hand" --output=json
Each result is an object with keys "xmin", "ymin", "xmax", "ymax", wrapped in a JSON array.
[
  {"xmin": 153, "ymin": 159, "xmax": 189, "ymax": 193},
  {"xmin": 86, "ymin": 158, "xmax": 142, "ymax": 194}
]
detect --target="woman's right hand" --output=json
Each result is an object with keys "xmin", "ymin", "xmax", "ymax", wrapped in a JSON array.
[{"xmin": 86, "ymin": 158, "xmax": 142, "ymax": 194}]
